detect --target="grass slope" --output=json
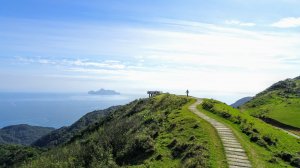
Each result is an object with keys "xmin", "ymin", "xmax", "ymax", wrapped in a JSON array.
[
  {"xmin": 15, "ymin": 94, "xmax": 226, "ymax": 168},
  {"xmin": 199, "ymin": 99, "xmax": 300, "ymax": 168},
  {"xmin": 241, "ymin": 77, "xmax": 300, "ymax": 128}
]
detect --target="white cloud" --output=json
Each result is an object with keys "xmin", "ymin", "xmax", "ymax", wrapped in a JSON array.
[
  {"xmin": 271, "ymin": 17, "xmax": 300, "ymax": 28},
  {"xmin": 16, "ymin": 57, "xmax": 126, "ymax": 70},
  {"xmin": 225, "ymin": 20, "xmax": 256, "ymax": 27},
  {"xmin": 67, "ymin": 60, "xmax": 126, "ymax": 69},
  {"xmin": 6, "ymin": 18, "xmax": 300, "ymax": 99}
]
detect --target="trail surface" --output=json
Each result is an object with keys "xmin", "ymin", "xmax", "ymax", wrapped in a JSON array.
[{"xmin": 189, "ymin": 99, "xmax": 252, "ymax": 168}]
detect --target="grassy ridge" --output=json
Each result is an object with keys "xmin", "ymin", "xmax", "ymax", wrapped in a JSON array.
[
  {"xmin": 241, "ymin": 77, "xmax": 300, "ymax": 128},
  {"xmin": 19, "ymin": 94, "xmax": 226, "ymax": 168},
  {"xmin": 198, "ymin": 99, "xmax": 300, "ymax": 168}
]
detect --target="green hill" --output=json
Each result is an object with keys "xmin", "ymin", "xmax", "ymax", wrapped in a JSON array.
[
  {"xmin": 241, "ymin": 76, "xmax": 300, "ymax": 129},
  {"xmin": 0, "ymin": 124, "xmax": 54, "ymax": 146},
  {"xmin": 32, "ymin": 106, "xmax": 118, "ymax": 148},
  {"xmin": 2, "ymin": 94, "xmax": 226, "ymax": 168}
]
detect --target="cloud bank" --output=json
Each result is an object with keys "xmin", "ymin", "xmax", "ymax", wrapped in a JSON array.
[{"xmin": 271, "ymin": 17, "xmax": 300, "ymax": 28}]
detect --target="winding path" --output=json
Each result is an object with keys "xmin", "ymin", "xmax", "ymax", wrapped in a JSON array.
[{"xmin": 189, "ymin": 99, "xmax": 252, "ymax": 168}]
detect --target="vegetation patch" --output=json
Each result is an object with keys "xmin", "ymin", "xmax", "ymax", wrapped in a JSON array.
[
  {"xmin": 241, "ymin": 77, "xmax": 300, "ymax": 129},
  {"xmin": 0, "ymin": 144, "xmax": 43, "ymax": 167},
  {"xmin": 5, "ymin": 94, "xmax": 226, "ymax": 168},
  {"xmin": 200, "ymin": 99, "xmax": 300, "ymax": 168}
]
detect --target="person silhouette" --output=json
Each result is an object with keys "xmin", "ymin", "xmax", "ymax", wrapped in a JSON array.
[{"xmin": 186, "ymin": 89, "xmax": 189, "ymax": 97}]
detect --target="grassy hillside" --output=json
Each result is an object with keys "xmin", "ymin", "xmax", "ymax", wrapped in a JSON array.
[
  {"xmin": 241, "ymin": 76, "xmax": 300, "ymax": 129},
  {"xmin": 199, "ymin": 99, "xmax": 300, "ymax": 168},
  {"xmin": 12, "ymin": 94, "xmax": 227, "ymax": 168},
  {"xmin": 33, "ymin": 106, "xmax": 118, "ymax": 148},
  {"xmin": 0, "ymin": 124, "xmax": 54, "ymax": 146}
]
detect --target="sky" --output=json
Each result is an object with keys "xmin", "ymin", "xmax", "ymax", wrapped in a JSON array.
[{"xmin": 1, "ymin": 0, "xmax": 300, "ymax": 103}]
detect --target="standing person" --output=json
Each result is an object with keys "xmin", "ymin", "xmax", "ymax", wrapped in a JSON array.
[{"xmin": 186, "ymin": 89, "xmax": 189, "ymax": 97}]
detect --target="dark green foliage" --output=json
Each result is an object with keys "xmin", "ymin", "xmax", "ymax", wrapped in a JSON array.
[
  {"xmin": 32, "ymin": 106, "xmax": 118, "ymax": 148},
  {"xmin": 268, "ymin": 157, "xmax": 278, "ymax": 163},
  {"xmin": 291, "ymin": 157, "xmax": 300, "ymax": 167},
  {"xmin": 264, "ymin": 79, "xmax": 296, "ymax": 94},
  {"xmin": 116, "ymin": 135, "xmax": 155, "ymax": 165},
  {"xmin": 167, "ymin": 139, "xmax": 178, "ymax": 148},
  {"xmin": 0, "ymin": 124, "xmax": 54, "ymax": 146},
  {"xmin": 0, "ymin": 144, "xmax": 42, "ymax": 167},
  {"xmin": 275, "ymin": 152, "xmax": 293, "ymax": 162},
  {"xmin": 171, "ymin": 142, "xmax": 208, "ymax": 168}
]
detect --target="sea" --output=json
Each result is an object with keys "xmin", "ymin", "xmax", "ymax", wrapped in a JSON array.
[{"xmin": 0, "ymin": 92, "xmax": 144, "ymax": 128}]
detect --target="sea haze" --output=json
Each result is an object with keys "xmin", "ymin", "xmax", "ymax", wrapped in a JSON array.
[{"xmin": 0, "ymin": 92, "xmax": 143, "ymax": 128}]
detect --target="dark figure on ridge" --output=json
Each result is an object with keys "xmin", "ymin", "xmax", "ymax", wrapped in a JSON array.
[{"xmin": 186, "ymin": 89, "xmax": 189, "ymax": 97}]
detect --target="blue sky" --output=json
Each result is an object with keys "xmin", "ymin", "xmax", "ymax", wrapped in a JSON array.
[{"xmin": 1, "ymin": 0, "xmax": 300, "ymax": 102}]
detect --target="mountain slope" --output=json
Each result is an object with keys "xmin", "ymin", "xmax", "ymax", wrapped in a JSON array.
[
  {"xmin": 0, "ymin": 124, "xmax": 54, "ymax": 145},
  {"xmin": 32, "ymin": 106, "xmax": 119, "ymax": 148},
  {"xmin": 20, "ymin": 94, "xmax": 226, "ymax": 168},
  {"xmin": 231, "ymin": 96, "xmax": 253, "ymax": 108},
  {"xmin": 241, "ymin": 76, "xmax": 300, "ymax": 129}
]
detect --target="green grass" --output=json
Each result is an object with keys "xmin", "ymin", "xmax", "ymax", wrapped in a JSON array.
[
  {"xmin": 241, "ymin": 77, "xmax": 300, "ymax": 129},
  {"xmin": 19, "ymin": 94, "xmax": 227, "ymax": 168},
  {"xmin": 242, "ymin": 94, "xmax": 300, "ymax": 128},
  {"xmin": 198, "ymin": 99, "xmax": 300, "ymax": 168}
]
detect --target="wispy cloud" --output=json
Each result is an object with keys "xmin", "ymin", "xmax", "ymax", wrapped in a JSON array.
[
  {"xmin": 271, "ymin": 17, "xmax": 300, "ymax": 28},
  {"xmin": 225, "ymin": 20, "xmax": 256, "ymax": 27},
  {"xmin": 16, "ymin": 57, "xmax": 126, "ymax": 70}
]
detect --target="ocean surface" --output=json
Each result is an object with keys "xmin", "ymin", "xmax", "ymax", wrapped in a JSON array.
[{"xmin": 0, "ymin": 92, "xmax": 144, "ymax": 128}]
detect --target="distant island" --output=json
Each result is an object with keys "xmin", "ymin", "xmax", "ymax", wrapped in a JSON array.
[{"xmin": 88, "ymin": 88, "xmax": 120, "ymax": 95}]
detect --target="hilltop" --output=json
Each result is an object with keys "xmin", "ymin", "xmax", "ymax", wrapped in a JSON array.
[
  {"xmin": 240, "ymin": 76, "xmax": 300, "ymax": 130},
  {"xmin": 0, "ymin": 124, "xmax": 54, "ymax": 146}
]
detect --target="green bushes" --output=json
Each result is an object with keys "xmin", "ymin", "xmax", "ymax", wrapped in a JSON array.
[
  {"xmin": 0, "ymin": 144, "xmax": 42, "ymax": 167},
  {"xmin": 167, "ymin": 138, "xmax": 209, "ymax": 168},
  {"xmin": 116, "ymin": 135, "xmax": 155, "ymax": 165}
]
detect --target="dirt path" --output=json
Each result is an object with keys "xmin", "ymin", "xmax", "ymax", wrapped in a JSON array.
[{"xmin": 189, "ymin": 99, "xmax": 252, "ymax": 168}]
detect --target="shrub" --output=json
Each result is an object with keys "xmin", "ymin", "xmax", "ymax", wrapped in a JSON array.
[
  {"xmin": 263, "ymin": 135, "xmax": 276, "ymax": 146},
  {"xmin": 276, "ymin": 152, "xmax": 293, "ymax": 162},
  {"xmin": 171, "ymin": 143, "xmax": 190, "ymax": 158},
  {"xmin": 291, "ymin": 157, "xmax": 300, "ymax": 167},
  {"xmin": 250, "ymin": 134, "xmax": 259, "ymax": 142},
  {"xmin": 116, "ymin": 135, "xmax": 155, "ymax": 165}
]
